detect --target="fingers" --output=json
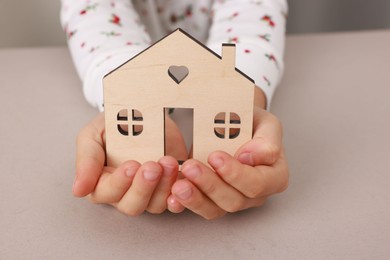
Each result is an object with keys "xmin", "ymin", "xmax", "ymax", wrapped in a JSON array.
[
  {"xmin": 171, "ymin": 179, "xmax": 226, "ymax": 220},
  {"xmin": 88, "ymin": 157, "xmax": 180, "ymax": 216},
  {"xmin": 170, "ymin": 159, "xmax": 267, "ymax": 219},
  {"xmin": 160, "ymin": 107, "xmax": 287, "ymax": 219},
  {"xmin": 146, "ymin": 156, "xmax": 179, "ymax": 214},
  {"xmin": 115, "ymin": 161, "xmax": 163, "ymax": 216},
  {"xmin": 235, "ymin": 108, "xmax": 283, "ymax": 166},
  {"xmin": 74, "ymin": 113, "xmax": 106, "ymax": 197},
  {"xmin": 75, "ymin": 113, "xmax": 184, "ymax": 216},
  {"xmin": 180, "ymin": 160, "xmax": 250, "ymax": 213},
  {"xmin": 171, "ymin": 151, "xmax": 286, "ymax": 219},
  {"xmin": 209, "ymin": 150, "xmax": 289, "ymax": 198},
  {"xmin": 88, "ymin": 160, "xmax": 141, "ymax": 204},
  {"xmin": 167, "ymin": 195, "xmax": 185, "ymax": 213}
]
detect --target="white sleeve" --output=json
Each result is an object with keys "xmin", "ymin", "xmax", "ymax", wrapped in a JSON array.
[
  {"xmin": 60, "ymin": 0, "xmax": 151, "ymax": 111},
  {"xmin": 207, "ymin": 0, "xmax": 288, "ymax": 109}
]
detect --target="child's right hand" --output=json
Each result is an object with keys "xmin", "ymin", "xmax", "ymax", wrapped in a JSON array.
[{"xmin": 74, "ymin": 112, "xmax": 186, "ymax": 215}]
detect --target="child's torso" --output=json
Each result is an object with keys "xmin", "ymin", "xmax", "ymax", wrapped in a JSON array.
[{"xmin": 132, "ymin": 0, "xmax": 214, "ymax": 42}]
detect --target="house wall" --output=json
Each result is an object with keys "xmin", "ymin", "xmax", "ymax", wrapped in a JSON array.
[
  {"xmin": 103, "ymin": 31, "xmax": 254, "ymax": 166},
  {"xmin": 1, "ymin": 0, "xmax": 390, "ymax": 48}
]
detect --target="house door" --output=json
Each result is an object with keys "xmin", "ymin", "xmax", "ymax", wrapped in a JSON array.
[{"xmin": 164, "ymin": 108, "xmax": 193, "ymax": 165}]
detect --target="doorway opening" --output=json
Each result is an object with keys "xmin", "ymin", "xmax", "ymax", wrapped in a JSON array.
[{"xmin": 164, "ymin": 108, "xmax": 194, "ymax": 165}]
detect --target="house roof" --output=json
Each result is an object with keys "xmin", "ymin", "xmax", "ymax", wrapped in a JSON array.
[{"xmin": 104, "ymin": 28, "xmax": 254, "ymax": 83}]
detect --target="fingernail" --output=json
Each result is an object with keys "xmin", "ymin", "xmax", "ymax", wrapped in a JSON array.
[
  {"xmin": 182, "ymin": 164, "xmax": 201, "ymax": 179},
  {"xmin": 168, "ymin": 197, "xmax": 177, "ymax": 205},
  {"xmin": 209, "ymin": 156, "xmax": 224, "ymax": 169},
  {"xmin": 161, "ymin": 164, "xmax": 175, "ymax": 177},
  {"xmin": 175, "ymin": 186, "xmax": 192, "ymax": 200},
  {"xmin": 125, "ymin": 167, "xmax": 137, "ymax": 177},
  {"xmin": 143, "ymin": 170, "xmax": 160, "ymax": 181},
  {"xmin": 238, "ymin": 152, "xmax": 254, "ymax": 165}
]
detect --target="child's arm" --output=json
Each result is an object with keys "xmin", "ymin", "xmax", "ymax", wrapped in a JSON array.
[
  {"xmin": 207, "ymin": 0, "xmax": 287, "ymax": 110},
  {"xmin": 61, "ymin": 0, "xmax": 150, "ymax": 111}
]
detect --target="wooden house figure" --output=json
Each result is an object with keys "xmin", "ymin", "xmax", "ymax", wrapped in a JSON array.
[{"xmin": 104, "ymin": 29, "xmax": 254, "ymax": 167}]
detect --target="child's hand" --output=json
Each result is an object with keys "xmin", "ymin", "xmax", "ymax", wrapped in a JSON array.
[
  {"xmin": 74, "ymin": 112, "xmax": 186, "ymax": 215},
  {"xmin": 167, "ymin": 107, "xmax": 289, "ymax": 219}
]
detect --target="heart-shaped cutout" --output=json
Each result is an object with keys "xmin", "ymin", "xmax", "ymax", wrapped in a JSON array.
[{"xmin": 168, "ymin": 65, "xmax": 189, "ymax": 84}]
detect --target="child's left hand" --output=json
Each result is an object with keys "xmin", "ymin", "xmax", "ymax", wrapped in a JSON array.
[{"xmin": 167, "ymin": 106, "xmax": 289, "ymax": 219}]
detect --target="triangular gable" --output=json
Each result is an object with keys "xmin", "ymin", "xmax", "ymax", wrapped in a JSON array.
[{"xmin": 104, "ymin": 28, "xmax": 254, "ymax": 83}]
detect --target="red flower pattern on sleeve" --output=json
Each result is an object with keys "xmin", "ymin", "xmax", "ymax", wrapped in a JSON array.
[{"xmin": 61, "ymin": 0, "xmax": 287, "ymax": 110}]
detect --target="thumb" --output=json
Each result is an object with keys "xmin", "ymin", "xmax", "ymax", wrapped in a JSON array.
[
  {"xmin": 74, "ymin": 113, "xmax": 106, "ymax": 197},
  {"xmin": 235, "ymin": 108, "xmax": 283, "ymax": 166}
]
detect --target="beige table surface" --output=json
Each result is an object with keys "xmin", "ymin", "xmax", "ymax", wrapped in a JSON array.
[{"xmin": 1, "ymin": 30, "xmax": 390, "ymax": 259}]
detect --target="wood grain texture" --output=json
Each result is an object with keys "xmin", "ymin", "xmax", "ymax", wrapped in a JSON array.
[{"xmin": 104, "ymin": 29, "xmax": 254, "ymax": 167}]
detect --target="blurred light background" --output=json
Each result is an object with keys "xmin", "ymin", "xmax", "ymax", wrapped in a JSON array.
[{"xmin": 0, "ymin": 0, "xmax": 390, "ymax": 48}]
